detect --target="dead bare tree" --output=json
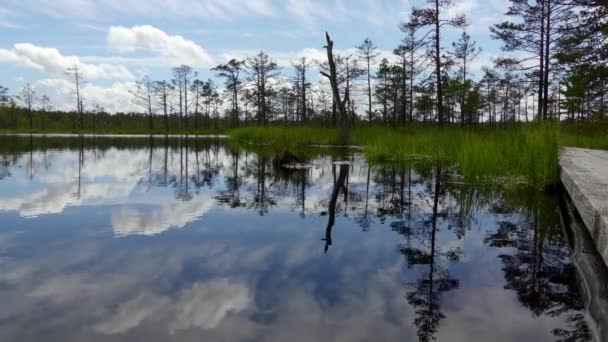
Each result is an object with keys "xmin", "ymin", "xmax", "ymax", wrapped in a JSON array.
[
  {"xmin": 19, "ymin": 83, "xmax": 37, "ymax": 129},
  {"xmin": 129, "ymin": 76, "xmax": 155, "ymax": 130},
  {"xmin": 320, "ymin": 32, "xmax": 350, "ymax": 143},
  {"xmin": 66, "ymin": 64, "xmax": 84, "ymax": 129}
]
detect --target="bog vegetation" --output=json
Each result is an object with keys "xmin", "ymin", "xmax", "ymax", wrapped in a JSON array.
[{"xmin": 1, "ymin": 0, "xmax": 606, "ymax": 187}]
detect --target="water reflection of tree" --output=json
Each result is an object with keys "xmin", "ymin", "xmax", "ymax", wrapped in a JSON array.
[
  {"xmin": 146, "ymin": 135, "xmax": 153, "ymax": 192},
  {"xmin": 400, "ymin": 166, "xmax": 460, "ymax": 342},
  {"xmin": 269, "ymin": 157, "xmax": 311, "ymax": 217},
  {"xmin": 373, "ymin": 164, "xmax": 419, "ymax": 227},
  {"xmin": 322, "ymin": 163, "xmax": 349, "ymax": 253},
  {"xmin": 253, "ymin": 156, "xmax": 276, "ymax": 215},
  {"xmin": 354, "ymin": 165, "xmax": 373, "ymax": 231},
  {"xmin": 72, "ymin": 135, "xmax": 84, "ymax": 199},
  {"xmin": 175, "ymin": 135, "xmax": 192, "ymax": 201},
  {"xmin": 484, "ymin": 193, "xmax": 591, "ymax": 341},
  {"xmin": 216, "ymin": 149, "xmax": 244, "ymax": 208}
]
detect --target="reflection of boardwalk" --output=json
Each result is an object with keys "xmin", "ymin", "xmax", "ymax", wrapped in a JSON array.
[{"xmin": 560, "ymin": 148, "xmax": 608, "ymax": 267}]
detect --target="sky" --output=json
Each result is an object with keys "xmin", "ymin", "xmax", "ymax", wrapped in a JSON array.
[{"xmin": 0, "ymin": 0, "xmax": 511, "ymax": 113}]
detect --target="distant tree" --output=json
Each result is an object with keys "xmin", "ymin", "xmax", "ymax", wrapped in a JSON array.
[
  {"xmin": 213, "ymin": 59, "xmax": 245, "ymax": 128},
  {"xmin": 292, "ymin": 57, "xmax": 312, "ymax": 123},
  {"xmin": 357, "ymin": 38, "xmax": 380, "ymax": 122},
  {"xmin": 129, "ymin": 76, "xmax": 155, "ymax": 130},
  {"xmin": 463, "ymin": 86, "xmax": 482, "ymax": 124},
  {"xmin": 172, "ymin": 65, "xmax": 196, "ymax": 129},
  {"xmin": 190, "ymin": 79, "xmax": 205, "ymax": 129},
  {"xmin": 0, "ymin": 85, "xmax": 10, "ymax": 108},
  {"xmin": 343, "ymin": 56, "xmax": 365, "ymax": 124},
  {"xmin": 276, "ymin": 85, "xmax": 297, "ymax": 123},
  {"xmin": 247, "ymin": 52, "xmax": 280, "ymax": 126},
  {"xmin": 450, "ymin": 31, "xmax": 481, "ymax": 125},
  {"xmin": 375, "ymin": 59, "xmax": 392, "ymax": 123},
  {"xmin": 416, "ymin": 93, "xmax": 434, "ymax": 123},
  {"xmin": 398, "ymin": 23, "xmax": 428, "ymax": 122},
  {"xmin": 40, "ymin": 94, "xmax": 52, "ymax": 112},
  {"xmin": 481, "ymin": 67, "xmax": 500, "ymax": 125},
  {"xmin": 408, "ymin": 0, "xmax": 467, "ymax": 125},
  {"xmin": 375, "ymin": 59, "xmax": 405, "ymax": 126},
  {"xmin": 560, "ymin": 68, "xmax": 590, "ymax": 121},
  {"xmin": 393, "ymin": 45, "xmax": 409, "ymax": 124},
  {"xmin": 65, "ymin": 64, "xmax": 84, "ymax": 129},
  {"xmin": 154, "ymin": 80, "xmax": 173, "ymax": 131},
  {"xmin": 201, "ymin": 79, "xmax": 219, "ymax": 124},
  {"xmin": 19, "ymin": 83, "xmax": 37, "ymax": 129}
]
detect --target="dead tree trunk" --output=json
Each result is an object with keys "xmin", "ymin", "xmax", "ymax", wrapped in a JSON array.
[{"xmin": 321, "ymin": 32, "xmax": 349, "ymax": 144}]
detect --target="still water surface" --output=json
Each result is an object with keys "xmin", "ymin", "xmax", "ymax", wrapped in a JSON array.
[{"xmin": 0, "ymin": 135, "xmax": 593, "ymax": 341}]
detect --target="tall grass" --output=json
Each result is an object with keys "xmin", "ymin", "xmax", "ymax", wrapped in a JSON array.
[
  {"xmin": 231, "ymin": 123, "xmax": 562, "ymax": 187},
  {"xmin": 362, "ymin": 123, "xmax": 559, "ymax": 186}
]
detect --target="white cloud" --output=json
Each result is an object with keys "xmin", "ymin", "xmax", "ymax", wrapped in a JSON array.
[
  {"xmin": 111, "ymin": 196, "xmax": 215, "ymax": 237},
  {"xmin": 170, "ymin": 279, "xmax": 250, "ymax": 332},
  {"xmin": 94, "ymin": 293, "xmax": 170, "ymax": 334},
  {"xmin": 93, "ymin": 278, "xmax": 250, "ymax": 335},
  {"xmin": 108, "ymin": 25, "xmax": 214, "ymax": 68},
  {"xmin": 0, "ymin": 43, "xmax": 134, "ymax": 80},
  {"xmin": 32, "ymin": 78, "xmax": 138, "ymax": 113},
  {"xmin": 446, "ymin": 0, "xmax": 478, "ymax": 18}
]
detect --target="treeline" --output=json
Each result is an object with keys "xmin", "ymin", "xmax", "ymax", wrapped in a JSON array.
[
  {"xmin": 0, "ymin": 106, "xmax": 230, "ymax": 132},
  {"xmin": 0, "ymin": 0, "xmax": 606, "ymax": 132}
]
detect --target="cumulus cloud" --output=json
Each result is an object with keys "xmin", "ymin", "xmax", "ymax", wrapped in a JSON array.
[
  {"xmin": 0, "ymin": 181, "xmax": 135, "ymax": 217},
  {"xmin": 108, "ymin": 25, "xmax": 214, "ymax": 67},
  {"xmin": 93, "ymin": 279, "xmax": 251, "ymax": 335},
  {"xmin": 170, "ymin": 279, "xmax": 250, "ymax": 331},
  {"xmin": 0, "ymin": 43, "xmax": 134, "ymax": 80},
  {"xmin": 94, "ymin": 293, "xmax": 170, "ymax": 334},
  {"xmin": 446, "ymin": 0, "xmax": 478, "ymax": 18},
  {"xmin": 30, "ymin": 78, "xmax": 138, "ymax": 113},
  {"xmin": 111, "ymin": 196, "xmax": 215, "ymax": 237}
]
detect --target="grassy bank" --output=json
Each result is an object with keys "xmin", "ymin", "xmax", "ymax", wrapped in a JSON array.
[{"xmin": 230, "ymin": 121, "xmax": 607, "ymax": 187}]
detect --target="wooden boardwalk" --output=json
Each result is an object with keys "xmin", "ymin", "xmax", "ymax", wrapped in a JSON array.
[{"xmin": 560, "ymin": 147, "xmax": 608, "ymax": 267}]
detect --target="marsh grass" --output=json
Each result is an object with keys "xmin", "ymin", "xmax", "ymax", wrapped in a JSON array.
[
  {"xmin": 559, "ymin": 119, "xmax": 608, "ymax": 150},
  {"xmin": 231, "ymin": 123, "xmax": 565, "ymax": 187},
  {"xmin": 362, "ymin": 123, "xmax": 560, "ymax": 186}
]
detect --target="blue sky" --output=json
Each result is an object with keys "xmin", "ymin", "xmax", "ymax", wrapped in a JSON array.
[{"xmin": 0, "ymin": 0, "xmax": 510, "ymax": 112}]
